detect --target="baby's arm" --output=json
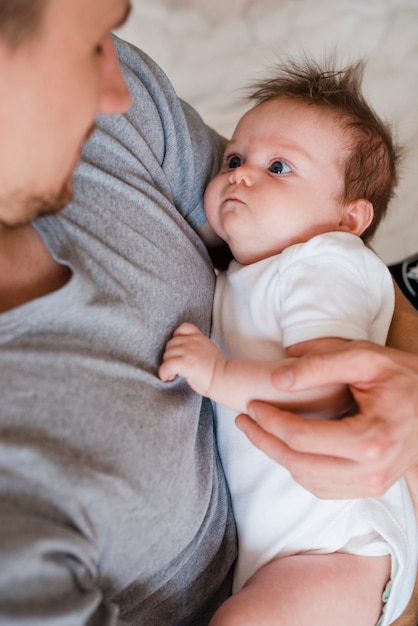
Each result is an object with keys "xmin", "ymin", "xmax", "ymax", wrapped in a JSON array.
[{"xmin": 159, "ymin": 323, "xmax": 353, "ymax": 419}]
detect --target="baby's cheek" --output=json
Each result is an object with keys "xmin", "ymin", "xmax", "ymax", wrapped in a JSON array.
[{"xmin": 204, "ymin": 185, "xmax": 223, "ymax": 233}]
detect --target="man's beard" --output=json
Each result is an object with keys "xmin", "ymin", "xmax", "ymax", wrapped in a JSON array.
[
  {"xmin": 30, "ymin": 179, "xmax": 74, "ymax": 220},
  {"xmin": 0, "ymin": 179, "xmax": 74, "ymax": 230}
]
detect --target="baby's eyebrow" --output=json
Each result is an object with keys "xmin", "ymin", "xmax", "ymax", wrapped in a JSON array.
[{"xmin": 280, "ymin": 140, "xmax": 311, "ymax": 160}]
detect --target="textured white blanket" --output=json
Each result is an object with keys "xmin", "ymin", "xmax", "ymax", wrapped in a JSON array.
[{"xmin": 118, "ymin": 0, "xmax": 418, "ymax": 263}]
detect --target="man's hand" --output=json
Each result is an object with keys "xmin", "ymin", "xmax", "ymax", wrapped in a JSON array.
[{"xmin": 236, "ymin": 341, "xmax": 418, "ymax": 499}]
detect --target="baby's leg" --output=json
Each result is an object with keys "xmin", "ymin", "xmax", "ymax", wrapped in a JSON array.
[{"xmin": 209, "ymin": 552, "xmax": 391, "ymax": 626}]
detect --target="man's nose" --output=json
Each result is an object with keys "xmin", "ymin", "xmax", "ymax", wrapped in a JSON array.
[{"xmin": 98, "ymin": 36, "xmax": 131, "ymax": 115}]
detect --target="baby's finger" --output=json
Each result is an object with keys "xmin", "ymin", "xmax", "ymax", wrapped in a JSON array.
[
  {"xmin": 173, "ymin": 322, "xmax": 200, "ymax": 337},
  {"xmin": 158, "ymin": 360, "xmax": 177, "ymax": 382}
]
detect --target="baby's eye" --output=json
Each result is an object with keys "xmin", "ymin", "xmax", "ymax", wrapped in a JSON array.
[
  {"xmin": 227, "ymin": 155, "xmax": 243, "ymax": 169},
  {"xmin": 269, "ymin": 160, "xmax": 291, "ymax": 174}
]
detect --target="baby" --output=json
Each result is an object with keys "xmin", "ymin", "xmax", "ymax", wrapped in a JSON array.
[{"xmin": 159, "ymin": 58, "xmax": 417, "ymax": 626}]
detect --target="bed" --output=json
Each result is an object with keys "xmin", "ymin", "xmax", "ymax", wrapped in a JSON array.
[{"xmin": 117, "ymin": 0, "xmax": 418, "ymax": 266}]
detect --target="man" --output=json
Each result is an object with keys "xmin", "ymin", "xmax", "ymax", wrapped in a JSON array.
[
  {"xmin": 0, "ymin": 1, "xmax": 236, "ymax": 622},
  {"xmin": 0, "ymin": 0, "xmax": 417, "ymax": 623}
]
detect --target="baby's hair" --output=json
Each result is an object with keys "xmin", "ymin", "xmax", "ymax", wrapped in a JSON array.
[
  {"xmin": 246, "ymin": 58, "xmax": 402, "ymax": 241},
  {"xmin": 0, "ymin": 0, "xmax": 46, "ymax": 48}
]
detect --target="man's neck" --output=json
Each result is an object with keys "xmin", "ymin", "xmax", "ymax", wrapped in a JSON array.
[{"xmin": 0, "ymin": 223, "xmax": 71, "ymax": 313}]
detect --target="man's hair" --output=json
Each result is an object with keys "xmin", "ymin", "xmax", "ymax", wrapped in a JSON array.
[
  {"xmin": 0, "ymin": 0, "xmax": 46, "ymax": 48},
  {"xmin": 247, "ymin": 58, "xmax": 401, "ymax": 241}
]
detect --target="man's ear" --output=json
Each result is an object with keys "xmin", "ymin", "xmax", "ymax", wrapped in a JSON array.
[{"xmin": 339, "ymin": 198, "xmax": 374, "ymax": 236}]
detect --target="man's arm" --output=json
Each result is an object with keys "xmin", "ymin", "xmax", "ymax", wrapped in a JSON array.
[
  {"xmin": 387, "ymin": 282, "xmax": 418, "ymax": 353},
  {"xmin": 0, "ymin": 499, "xmax": 108, "ymax": 624},
  {"xmin": 387, "ymin": 284, "xmax": 418, "ymax": 626}
]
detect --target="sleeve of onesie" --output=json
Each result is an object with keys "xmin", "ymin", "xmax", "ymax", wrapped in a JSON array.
[{"xmin": 278, "ymin": 232, "xmax": 395, "ymax": 349}]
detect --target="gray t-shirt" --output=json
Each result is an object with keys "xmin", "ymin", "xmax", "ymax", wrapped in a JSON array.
[{"xmin": 0, "ymin": 37, "xmax": 236, "ymax": 625}]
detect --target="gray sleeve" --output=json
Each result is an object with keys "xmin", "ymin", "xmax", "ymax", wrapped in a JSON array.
[
  {"xmin": 0, "ymin": 450, "xmax": 120, "ymax": 625},
  {"xmin": 82, "ymin": 35, "xmax": 225, "ymax": 233}
]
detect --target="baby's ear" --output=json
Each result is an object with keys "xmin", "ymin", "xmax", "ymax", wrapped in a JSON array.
[{"xmin": 339, "ymin": 198, "xmax": 373, "ymax": 237}]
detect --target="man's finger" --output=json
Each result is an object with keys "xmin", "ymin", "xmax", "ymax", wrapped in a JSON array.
[
  {"xmin": 244, "ymin": 399, "xmax": 375, "ymax": 461},
  {"xmin": 272, "ymin": 342, "xmax": 401, "ymax": 391},
  {"xmin": 235, "ymin": 412, "xmax": 380, "ymax": 499}
]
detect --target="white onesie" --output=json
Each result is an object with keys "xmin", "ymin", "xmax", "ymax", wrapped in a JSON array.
[{"xmin": 212, "ymin": 231, "xmax": 417, "ymax": 626}]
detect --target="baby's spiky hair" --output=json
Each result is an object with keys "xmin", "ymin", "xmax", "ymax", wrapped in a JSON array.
[{"xmin": 246, "ymin": 58, "xmax": 402, "ymax": 241}]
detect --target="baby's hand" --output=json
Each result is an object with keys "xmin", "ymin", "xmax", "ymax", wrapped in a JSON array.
[{"xmin": 158, "ymin": 322, "xmax": 225, "ymax": 396}]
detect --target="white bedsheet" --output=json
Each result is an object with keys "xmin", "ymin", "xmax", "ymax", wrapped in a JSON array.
[{"xmin": 117, "ymin": 0, "xmax": 418, "ymax": 264}]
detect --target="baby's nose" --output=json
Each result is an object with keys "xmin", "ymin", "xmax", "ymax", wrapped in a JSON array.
[{"xmin": 229, "ymin": 165, "xmax": 253, "ymax": 186}]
